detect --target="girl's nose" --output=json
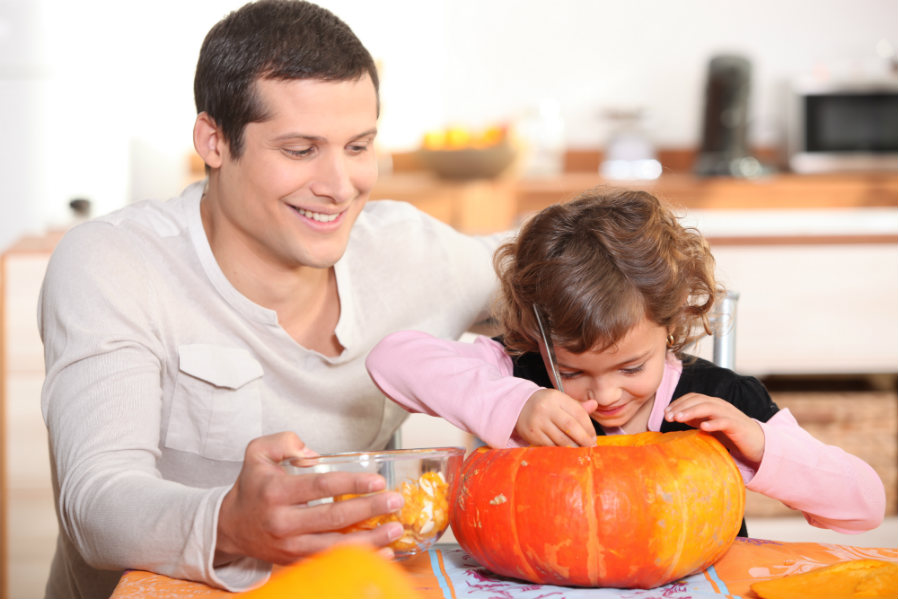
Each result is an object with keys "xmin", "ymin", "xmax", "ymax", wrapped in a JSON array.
[{"xmin": 588, "ymin": 384, "xmax": 621, "ymax": 406}]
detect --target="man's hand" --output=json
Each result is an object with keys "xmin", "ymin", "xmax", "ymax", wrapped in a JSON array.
[
  {"xmin": 515, "ymin": 389, "xmax": 598, "ymax": 447},
  {"xmin": 215, "ymin": 432, "xmax": 404, "ymax": 565},
  {"xmin": 664, "ymin": 393, "xmax": 765, "ymax": 464}
]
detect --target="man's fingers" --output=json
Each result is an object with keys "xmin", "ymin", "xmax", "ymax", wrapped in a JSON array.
[
  {"xmin": 286, "ymin": 470, "xmax": 387, "ymax": 502},
  {"xmin": 281, "ymin": 479, "xmax": 403, "ymax": 532},
  {"xmin": 245, "ymin": 431, "xmax": 315, "ymax": 466}
]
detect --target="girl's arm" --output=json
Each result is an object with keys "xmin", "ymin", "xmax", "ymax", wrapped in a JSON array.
[
  {"xmin": 366, "ymin": 331, "xmax": 539, "ymax": 448},
  {"xmin": 747, "ymin": 408, "xmax": 886, "ymax": 534}
]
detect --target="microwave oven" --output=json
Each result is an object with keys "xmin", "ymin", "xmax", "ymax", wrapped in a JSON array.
[{"xmin": 786, "ymin": 79, "xmax": 898, "ymax": 173}]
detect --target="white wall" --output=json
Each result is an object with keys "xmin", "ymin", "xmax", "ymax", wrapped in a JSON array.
[{"xmin": 1, "ymin": 0, "xmax": 896, "ymax": 250}]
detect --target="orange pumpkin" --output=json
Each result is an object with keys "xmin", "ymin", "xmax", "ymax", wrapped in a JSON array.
[{"xmin": 449, "ymin": 430, "xmax": 745, "ymax": 589}]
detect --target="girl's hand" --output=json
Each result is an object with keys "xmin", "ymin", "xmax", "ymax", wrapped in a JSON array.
[
  {"xmin": 664, "ymin": 393, "xmax": 765, "ymax": 465},
  {"xmin": 515, "ymin": 389, "xmax": 598, "ymax": 447}
]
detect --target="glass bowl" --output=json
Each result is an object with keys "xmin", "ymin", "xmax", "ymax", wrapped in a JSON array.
[{"xmin": 285, "ymin": 446, "xmax": 465, "ymax": 559}]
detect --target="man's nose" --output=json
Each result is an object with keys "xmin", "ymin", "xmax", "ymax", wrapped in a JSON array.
[{"xmin": 309, "ymin": 152, "xmax": 355, "ymax": 203}]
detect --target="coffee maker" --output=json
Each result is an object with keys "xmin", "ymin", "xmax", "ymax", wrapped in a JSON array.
[{"xmin": 694, "ymin": 54, "xmax": 763, "ymax": 177}]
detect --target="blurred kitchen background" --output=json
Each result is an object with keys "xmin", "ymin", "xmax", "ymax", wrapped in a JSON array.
[
  {"xmin": 2, "ymin": 0, "xmax": 897, "ymax": 240},
  {"xmin": 2, "ymin": 0, "xmax": 897, "ymax": 597}
]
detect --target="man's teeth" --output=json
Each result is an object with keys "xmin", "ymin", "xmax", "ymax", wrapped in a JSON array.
[{"xmin": 296, "ymin": 208, "xmax": 339, "ymax": 223}]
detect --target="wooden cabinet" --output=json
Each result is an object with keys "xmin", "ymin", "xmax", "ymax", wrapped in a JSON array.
[
  {"xmin": 1, "ymin": 232, "xmax": 61, "ymax": 599},
  {"xmin": 372, "ymin": 171, "xmax": 898, "ymax": 233},
  {"xmin": 694, "ymin": 241, "xmax": 898, "ymax": 376},
  {"xmin": 370, "ymin": 173, "xmax": 518, "ymax": 234}
]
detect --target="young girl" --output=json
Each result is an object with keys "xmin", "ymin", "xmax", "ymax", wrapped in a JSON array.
[{"xmin": 366, "ymin": 187, "xmax": 885, "ymax": 536}]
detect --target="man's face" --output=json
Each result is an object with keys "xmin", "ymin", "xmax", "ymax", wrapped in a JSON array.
[{"xmin": 208, "ymin": 75, "xmax": 379, "ymax": 271}]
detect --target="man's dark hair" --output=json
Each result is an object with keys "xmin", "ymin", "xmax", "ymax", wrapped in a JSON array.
[{"xmin": 194, "ymin": 0, "xmax": 379, "ymax": 158}]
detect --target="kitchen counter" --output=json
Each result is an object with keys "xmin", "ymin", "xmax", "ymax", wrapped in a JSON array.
[
  {"xmin": 371, "ymin": 170, "xmax": 898, "ymax": 234},
  {"xmin": 513, "ymin": 171, "xmax": 898, "ymax": 211},
  {"xmin": 681, "ymin": 206, "xmax": 898, "ymax": 243}
]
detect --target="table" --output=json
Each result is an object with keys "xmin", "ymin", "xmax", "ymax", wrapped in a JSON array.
[{"xmin": 111, "ymin": 538, "xmax": 897, "ymax": 598}]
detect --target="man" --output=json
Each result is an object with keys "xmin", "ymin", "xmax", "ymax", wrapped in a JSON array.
[{"xmin": 38, "ymin": 1, "xmax": 502, "ymax": 597}]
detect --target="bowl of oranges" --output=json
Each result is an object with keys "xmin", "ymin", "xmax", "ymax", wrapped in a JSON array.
[
  {"xmin": 417, "ymin": 125, "xmax": 516, "ymax": 180},
  {"xmin": 285, "ymin": 447, "xmax": 465, "ymax": 559}
]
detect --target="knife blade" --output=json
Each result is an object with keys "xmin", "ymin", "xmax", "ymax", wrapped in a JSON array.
[{"xmin": 532, "ymin": 304, "xmax": 565, "ymax": 393}]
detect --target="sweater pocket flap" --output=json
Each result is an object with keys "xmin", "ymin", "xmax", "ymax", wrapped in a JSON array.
[{"xmin": 178, "ymin": 344, "xmax": 263, "ymax": 389}]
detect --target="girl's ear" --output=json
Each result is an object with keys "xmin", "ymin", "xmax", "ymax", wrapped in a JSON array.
[{"xmin": 193, "ymin": 112, "xmax": 225, "ymax": 169}]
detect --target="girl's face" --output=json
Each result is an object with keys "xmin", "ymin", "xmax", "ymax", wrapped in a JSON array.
[{"xmin": 553, "ymin": 316, "xmax": 668, "ymax": 433}]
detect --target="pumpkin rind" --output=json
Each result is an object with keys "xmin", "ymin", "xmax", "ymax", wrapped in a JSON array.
[
  {"xmin": 750, "ymin": 559, "xmax": 898, "ymax": 599},
  {"xmin": 449, "ymin": 430, "xmax": 745, "ymax": 588}
]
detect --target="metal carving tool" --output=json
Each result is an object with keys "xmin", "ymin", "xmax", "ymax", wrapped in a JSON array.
[{"xmin": 532, "ymin": 304, "xmax": 564, "ymax": 393}]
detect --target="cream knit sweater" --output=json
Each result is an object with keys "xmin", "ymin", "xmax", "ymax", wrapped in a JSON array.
[{"xmin": 38, "ymin": 181, "xmax": 503, "ymax": 597}]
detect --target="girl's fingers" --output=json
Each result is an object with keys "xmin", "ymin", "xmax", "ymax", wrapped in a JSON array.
[
  {"xmin": 551, "ymin": 431, "xmax": 578, "ymax": 448},
  {"xmin": 542, "ymin": 420, "xmax": 576, "ymax": 447},
  {"xmin": 666, "ymin": 395, "xmax": 725, "ymax": 424},
  {"xmin": 698, "ymin": 417, "xmax": 734, "ymax": 433},
  {"xmin": 554, "ymin": 410, "xmax": 596, "ymax": 447}
]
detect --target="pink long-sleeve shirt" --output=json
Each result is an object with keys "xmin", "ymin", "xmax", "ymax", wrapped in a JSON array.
[{"xmin": 367, "ymin": 330, "xmax": 886, "ymax": 534}]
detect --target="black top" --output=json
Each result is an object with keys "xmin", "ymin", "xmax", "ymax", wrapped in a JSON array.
[{"xmin": 504, "ymin": 342, "xmax": 780, "ymax": 537}]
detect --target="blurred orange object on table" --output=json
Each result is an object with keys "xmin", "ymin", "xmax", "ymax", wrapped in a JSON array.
[
  {"xmin": 750, "ymin": 558, "xmax": 898, "ymax": 599},
  {"xmin": 236, "ymin": 544, "xmax": 421, "ymax": 599}
]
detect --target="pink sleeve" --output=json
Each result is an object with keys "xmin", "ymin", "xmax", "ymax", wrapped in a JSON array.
[
  {"xmin": 366, "ymin": 331, "xmax": 539, "ymax": 448},
  {"xmin": 740, "ymin": 408, "xmax": 886, "ymax": 534}
]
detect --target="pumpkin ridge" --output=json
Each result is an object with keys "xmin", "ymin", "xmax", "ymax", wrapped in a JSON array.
[
  {"xmin": 583, "ymin": 447, "xmax": 599, "ymax": 584},
  {"xmin": 511, "ymin": 451, "xmax": 545, "ymax": 584},
  {"xmin": 509, "ymin": 448, "xmax": 543, "ymax": 580},
  {"xmin": 479, "ymin": 449, "xmax": 534, "ymax": 580},
  {"xmin": 696, "ymin": 432, "xmax": 745, "ymax": 563},
  {"xmin": 655, "ymin": 438, "xmax": 691, "ymax": 586}
]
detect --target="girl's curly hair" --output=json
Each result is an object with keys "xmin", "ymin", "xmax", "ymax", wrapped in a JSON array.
[{"xmin": 493, "ymin": 187, "xmax": 722, "ymax": 356}]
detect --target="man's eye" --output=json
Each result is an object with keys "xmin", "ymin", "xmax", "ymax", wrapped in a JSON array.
[
  {"xmin": 284, "ymin": 147, "xmax": 314, "ymax": 158},
  {"xmin": 347, "ymin": 142, "xmax": 371, "ymax": 155}
]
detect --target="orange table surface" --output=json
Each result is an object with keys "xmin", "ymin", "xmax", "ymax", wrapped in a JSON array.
[{"xmin": 111, "ymin": 538, "xmax": 898, "ymax": 599}]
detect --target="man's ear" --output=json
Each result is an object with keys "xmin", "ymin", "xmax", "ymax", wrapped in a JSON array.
[{"xmin": 193, "ymin": 112, "xmax": 225, "ymax": 169}]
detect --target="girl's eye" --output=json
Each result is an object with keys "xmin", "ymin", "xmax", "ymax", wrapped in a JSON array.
[
  {"xmin": 559, "ymin": 371, "xmax": 580, "ymax": 380},
  {"xmin": 621, "ymin": 364, "xmax": 645, "ymax": 375}
]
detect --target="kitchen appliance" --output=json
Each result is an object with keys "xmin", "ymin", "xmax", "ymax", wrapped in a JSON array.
[
  {"xmin": 599, "ymin": 108, "xmax": 662, "ymax": 180},
  {"xmin": 694, "ymin": 54, "xmax": 760, "ymax": 177},
  {"xmin": 786, "ymin": 77, "xmax": 898, "ymax": 173}
]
